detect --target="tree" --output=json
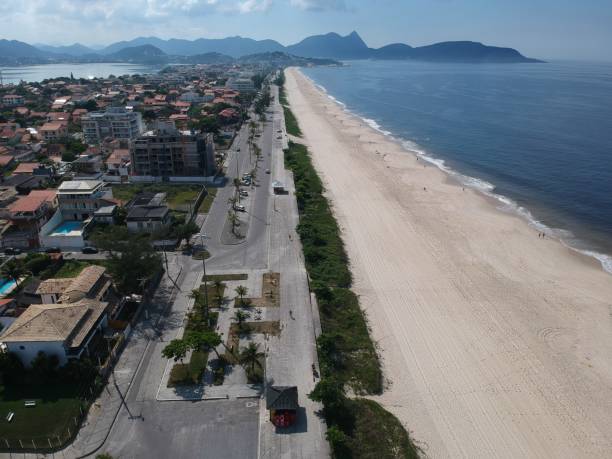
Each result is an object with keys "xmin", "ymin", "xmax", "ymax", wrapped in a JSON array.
[
  {"xmin": 188, "ymin": 288, "xmax": 209, "ymax": 323},
  {"xmin": 235, "ymin": 285, "xmax": 248, "ymax": 306},
  {"xmin": 233, "ymin": 310, "xmax": 250, "ymax": 326},
  {"xmin": 162, "ymin": 339, "xmax": 189, "ymax": 364},
  {"xmin": 0, "ymin": 352, "xmax": 25, "ymax": 385},
  {"xmin": 228, "ymin": 210, "xmax": 240, "ymax": 237},
  {"xmin": 1, "ymin": 259, "xmax": 24, "ymax": 288},
  {"xmin": 213, "ymin": 280, "xmax": 224, "ymax": 304},
  {"xmin": 239, "ymin": 342, "xmax": 264, "ymax": 374},
  {"xmin": 185, "ymin": 330, "xmax": 223, "ymax": 359},
  {"xmin": 91, "ymin": 227, "xmax": 161, "ymax": 294}
]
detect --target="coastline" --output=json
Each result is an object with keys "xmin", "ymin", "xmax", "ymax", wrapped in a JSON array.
[
  {"xmin": 302, "ymin": 72, "xmax": 612, "ymax": 276},
  {"xmin": 286, "ymin": 67, "xmax": 612, "ymax": 457}
]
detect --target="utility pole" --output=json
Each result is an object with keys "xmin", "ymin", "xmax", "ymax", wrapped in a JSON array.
[{"xmin": 199, "ymin": 233, "xmax": 209, "ymax": 318}]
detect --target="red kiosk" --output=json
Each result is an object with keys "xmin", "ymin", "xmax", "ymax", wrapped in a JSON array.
[{"xmin": 266, "ymin": 386, "xmax": 298, "ymax": 428}]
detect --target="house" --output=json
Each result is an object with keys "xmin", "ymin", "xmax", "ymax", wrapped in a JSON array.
[
  {"xmin": 266, "ymin": 386, "xmax": 298, "ymax": 428},
  {"xmin": 0, "ymin": 155, "xmax": 16, "ymax": 172},
  {"xmin": 40, "ymin": 122, "xmax": 67, "ymax": 141},
  {"xmin": 38, "ymin": 181, "xmax": 114, "ymax": 250},
  {"xmin": 1, "ymin": 189, "xmax": 57, "ymax": 248},
  {"xmin": 126, "ymin": 193, "xmax": 171, "ymax": 233},
  {"xmin": 35, "ymin": 265, "xmax": 111, "ymax": 304},
  {"xmin": 0, "ymin": 299, "xmax": 109, "ymax": 367},
  {"xmin": 72, "ymin": 108, "xmax": 88, "ymax": 124},
  {"xmin": 2, "ymin": 94, "xmax": 25, "ymax": 107},
  {"xmin": 105, "ymin": 149, "xmax": 130, "ymax": 177}
]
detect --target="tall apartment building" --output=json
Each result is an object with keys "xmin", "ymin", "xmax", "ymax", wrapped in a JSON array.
[
  {"xmin": 130, "ymin": 120, "xmax": 216, "ymax": 178},
  {"xmin": 81, "ymin": 107, "xmax": 144, "ymax": 144}
]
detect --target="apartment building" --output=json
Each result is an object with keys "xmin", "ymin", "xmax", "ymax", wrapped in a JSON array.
[
  {"xmin": 130, "ymin": 120, "xmax": 216, "ymax": 178},
  {"xmin": 81, "ymin": 107, "xmax": 144, "ymax": 144}
]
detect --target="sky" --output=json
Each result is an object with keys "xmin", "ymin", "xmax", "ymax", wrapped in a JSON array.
[{"xmin": 0, "ymin": 0, "xmax": 611, "ymax": 61}]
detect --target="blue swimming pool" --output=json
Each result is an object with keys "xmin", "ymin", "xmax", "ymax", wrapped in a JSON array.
[
  {"xmin": 52, "ymin": 221, "xmax": 83, "ymax": 235},
  {"xmin": 0, "ymin": 278, "xmax": 17, "ymax": 295}
]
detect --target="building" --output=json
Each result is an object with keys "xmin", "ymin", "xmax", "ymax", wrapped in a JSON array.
[
  {"xmin": 35, "ymin": 265, "xmax": 111, "ymax": 304},
  {"xmin": 131, "ymin": 120, "xmax": 216, "ymax": 178},
  {"xmin": 0, "ymin": 190, "xmax": 57, "ymax": 248},
  {"xmin": 2, "ymin": 94, "xmax": 25, "ymax": 107},
  {"xmin": 0, "ymin": 299, "xmax": 108, "ymax": 367},
  {"xmin": 266, "ymin": 386, "xmax": 298, "ymax": 428},
  {"xmin": 81, "ymin": 107, "xmax": 144, "ymax": 144},
  {"xmin": 56, "ymin": 180, "xmax": 113, "ymax": 221},
  {"xmin": 226, "ymin": 77, "xmax": 255, "ymax": 93},
  {"xmin": 126, "ymin": 192, "xmax": 171, "ymax": 233},
  {"xmin": 40, "ymin": 122, "xmax": 67, "ymax": 142}
]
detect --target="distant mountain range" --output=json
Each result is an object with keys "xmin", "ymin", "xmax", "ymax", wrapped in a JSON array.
[{"xmin": 0, "ymin": 32, "xmax": 542, "ymax": 65}]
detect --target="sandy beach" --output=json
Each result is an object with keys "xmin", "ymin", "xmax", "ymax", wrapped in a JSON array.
[{"xmin": 285, "ymin": 67, "xmax": 612, "ymax": 458}]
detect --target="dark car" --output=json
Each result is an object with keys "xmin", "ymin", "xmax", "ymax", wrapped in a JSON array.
[
  {"xmin": 81, "ymin": 247, "xmax": 98, "ymax": 254},
  {"xmin": 4, "ymin": 247, "xmax": 21, "ymax": 256},
  {"xmin": 44, "ymin": 247, "xmax": 61, "ymax": 253}
]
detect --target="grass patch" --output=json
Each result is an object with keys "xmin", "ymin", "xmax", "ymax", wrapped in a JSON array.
[
  {"xmin": 167, "ymin": 350, "xmax": 209, "ymax": 387},
  {"xmin": 111, "ymin": 184, "xmax": 201, "ymax": 211},
  {"xmin": 346, "ymin": 399, "xmax": 420, "ymax": 459},
  {"xmin": 199, "ymin": 282, "xmax": 225, "ymax": 308},
  {"xmin": 53, "ymin": 260, "xmax": 89, "ymax": 278},
  {"xmin": 205, "ymin": 273, "xmax": 248, "ymax": 282},
  {"xmin": 197, "ymin": 188, "xmax": 218, "ymax": 214},
  {"xmin": 0, "ymin": 383, "xmax": 84, "ymax": 447},
  {"xmin": 283, "ymin": 105, "xmax": 302, "ymax": 137}
]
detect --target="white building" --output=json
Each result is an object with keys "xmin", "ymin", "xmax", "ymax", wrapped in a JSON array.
[
  {"xmin": 0, "ymin": 300, "xmax": 108, "ymax": 367},
  {"xmin": 81, "ymin": 107, "xmax": 144, "ymax": 145}
]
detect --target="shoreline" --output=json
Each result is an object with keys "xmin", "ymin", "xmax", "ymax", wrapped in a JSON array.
[
  {"xmin": 301, "ymin": 72, "xmax": 612, "ymax": 276},
  {"xmin": 286, "ymin": 66, "xmax": 612, "ymax": 457}
]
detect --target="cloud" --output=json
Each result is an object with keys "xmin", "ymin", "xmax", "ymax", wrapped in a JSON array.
[{"xmin": 289, "ymin": 0, "xmax": 346, "ymax": 11}]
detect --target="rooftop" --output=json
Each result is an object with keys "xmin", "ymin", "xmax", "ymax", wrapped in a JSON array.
[
  {"xmin": 58, "ymin": 180, "xmax": 103, "ymax": 193},
  {"xmin": 0, "ymin": 299, "xmax": 107, "ymax": 348}
]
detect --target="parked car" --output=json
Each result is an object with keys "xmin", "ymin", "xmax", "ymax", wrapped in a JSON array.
[
  {"xmin": 3, "ymin": 247, "xmax": 21, "ymax": 256},
  {"xmin": 239, "ymin": 190, "xmax": 249, "ymax": 197},
  {"xmin": 234, "ymin": 204, "xmax": 246, "ymax": 212},
  {"xmin": 81, "ymin": 246, "xmax": 98, "ymax": 254},
  {"xmin": 44, "ymin": 247, "xmax": 61, "ymax": 253},
  {"xmin": 265, "ymin": 169, "xmax": 271, "ymax": 174}
]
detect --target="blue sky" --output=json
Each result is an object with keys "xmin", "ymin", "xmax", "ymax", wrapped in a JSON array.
[{"xmin": 1, "ymin": 0, "xmax": 610, "ymax": 60}]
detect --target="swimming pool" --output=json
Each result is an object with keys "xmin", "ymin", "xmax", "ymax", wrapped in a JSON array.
[
  {"xmin": 0, "ymin": 278, "xmax": 17, "ymax": 296},
  {"xmin": 50, "ymin": 221, "xmax": 84, "ymax": 236}
]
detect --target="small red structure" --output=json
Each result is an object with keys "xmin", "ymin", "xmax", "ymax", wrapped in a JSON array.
[{"xmin": 266, "ymin": 386, "xmax": 298, "ymax": 428}]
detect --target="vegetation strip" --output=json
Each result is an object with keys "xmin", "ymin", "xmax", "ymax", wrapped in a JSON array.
[{"xmin": 282, "ymin": 83, "xmax": 419, "ymax": 457}]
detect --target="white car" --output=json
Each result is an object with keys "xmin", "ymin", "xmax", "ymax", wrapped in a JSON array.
[
  {"xmin": 265, "ymin": 169, "xmax": 271, "ymax": 174},
  {"xmin": 240, "ymin": 190, "xmax": 249, "ymax": 197},
  {"xmin": 234, "ymin": 204, "xmax": 246, "ymax": 212}
]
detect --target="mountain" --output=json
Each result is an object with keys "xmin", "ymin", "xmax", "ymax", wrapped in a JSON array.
[
  {"xmin": 409, "ymin": 41, "xmax": 541, "ymax": 63},
  {"xmin": 6, "ymin": 32, "xmax": 542, "ymax": 65},
  {"xmin": 0, "ymin": 39, "xmax": 49, "ymax": 64},
  {"xmin": 100, "ymin": 36, "xmax": 285, "ymax": 58},
  {"xmin": 107, "ymin": 44, "xmax": 167, "ymax": 64},
  {"xmin": 372, "ymin": 43, "xmax": 414, "ymax": 59},
  {"xmin": 286, "ymin": 31, "xmax": 370, "ymax": 59},
  {"xmin": 35, "ymin": 43, "xmax": 95, "ymax": 57}
]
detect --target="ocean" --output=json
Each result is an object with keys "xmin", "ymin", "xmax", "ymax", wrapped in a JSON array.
[
  {"xmin": 0, "ymin": 63, "xmax": 161, "ymax": 84},
  {"xmin": 302, "ymin": 60, "xmax": 612, "ymax": 273}
]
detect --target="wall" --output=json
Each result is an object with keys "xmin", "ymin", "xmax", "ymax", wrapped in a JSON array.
[{"xmin": 4, "ymin": 340, "xmax": 67, "ymax": 367}]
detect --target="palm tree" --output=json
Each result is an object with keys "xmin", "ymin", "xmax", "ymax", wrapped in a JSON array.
[
  {"xmin": 235, "ymin": 285, "xmax": 248, "ymax": 306},
  {"xmin": 188, "ymin": 289, "xmax": 209, "ymax": 322},
  {"xmin": 1, "ymin": 259, "xmax": 24, "ymax": 288},
  {"xmin": 240, "ymin": 342, "xmax": 264, "ymax": 374},
  {"xmin": 233, "ymin": 310, "xmax": 250, "ymax": 326},
  {"xmin": 228, "ymin": 211, "xmax": 240, "ymax": 236},
  {"xmin": 233, "ymin": 178, "xmax": 241, "ymax": 203}
]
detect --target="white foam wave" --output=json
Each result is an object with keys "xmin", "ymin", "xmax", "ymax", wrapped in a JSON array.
[{"xmin": 307, "ymin": 78, "xmax": 612, "ymax": 274}]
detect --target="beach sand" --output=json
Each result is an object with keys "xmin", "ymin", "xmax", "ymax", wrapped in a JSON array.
[{"xmin": 285, "ymin": 67, "xmax": 612, "ymax": 458}]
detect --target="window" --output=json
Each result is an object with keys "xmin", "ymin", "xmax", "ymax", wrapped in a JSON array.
[{"xmin": 19, "ymin": 345, "xmax": 25, "ymax": 350}]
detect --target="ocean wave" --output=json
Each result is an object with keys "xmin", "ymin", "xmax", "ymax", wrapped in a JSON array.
[{"xmin": 310, "ymin": 78, "xmax": 612, "ymax": 275}]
